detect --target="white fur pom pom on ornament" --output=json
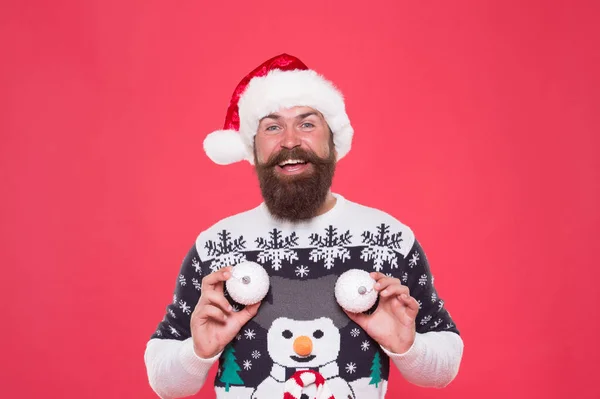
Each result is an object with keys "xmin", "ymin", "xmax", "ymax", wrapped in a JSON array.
[
  {"xmin": 335, "ymin": 269, "xmax": 378, "ymax": 313},
  {"xmin": 225, "ymin": 262, "xmax": 270, "ymax": 305}
]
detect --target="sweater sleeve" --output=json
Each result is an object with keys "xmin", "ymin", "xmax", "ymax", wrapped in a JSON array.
[
  {"xmin": 144, "ymin": 244, "xmax": 220, "ymax": 398},
  {"xmin": 384, "ymin": 238, "xmax": 463, "ymax": 387},
  {"xmin": 145, "ymin": 338, "xmax": 220, "ymax": 399},
  {"xmin": 382, "ymin": 331, "xmax": 463, "ymax": 388}
]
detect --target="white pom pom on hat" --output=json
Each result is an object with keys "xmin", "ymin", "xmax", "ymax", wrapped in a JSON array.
[
  {"xmin": 203, "ymin": 53, "xmax": 354, "ymax": 165},
  {"xmin": 203, "ymin": 129, "xmax": 250, "ymax": 165}
]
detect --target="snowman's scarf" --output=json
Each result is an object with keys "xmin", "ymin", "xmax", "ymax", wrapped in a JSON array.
[{"xmin": 283, "ymin": 370, "xmax": 334, "ymax": 399}]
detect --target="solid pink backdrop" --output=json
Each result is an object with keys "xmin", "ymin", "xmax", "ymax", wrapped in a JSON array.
[{"xmin": 1, "ymin": 0, "xmax": 598, "ymax": 398}]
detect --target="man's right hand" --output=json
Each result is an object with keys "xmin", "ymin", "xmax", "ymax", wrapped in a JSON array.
[{"xmin": 190, "ymin": 266, "xmax": 261, "ymax": 359}]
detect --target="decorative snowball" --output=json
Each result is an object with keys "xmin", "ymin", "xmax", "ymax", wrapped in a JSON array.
[
  {"xmin": 335, "ymin": 269, "xmax": 378, "ymax": 313},
  {"xmin": 226, "ymin": 262, "xmax": 270, "ymax": 305}
]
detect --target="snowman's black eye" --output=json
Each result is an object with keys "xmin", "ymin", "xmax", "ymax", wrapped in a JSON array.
[
  {"xmin": 313, "ymin": 330, "xmax": 324, "ymax": 338},
  {"xmin": 282, "ymin": 330, "xmax": 293, "ymax": 339}
]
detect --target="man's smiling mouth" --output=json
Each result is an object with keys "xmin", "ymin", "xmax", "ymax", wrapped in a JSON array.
[{"xmin": 277, "ymin": 158, "xmax": 310, "ymax": 173}]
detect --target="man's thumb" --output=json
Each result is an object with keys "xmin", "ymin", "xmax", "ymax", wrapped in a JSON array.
[{"xmin": 235, "ymin": 302, "xmax": 261, "ymax": 323}]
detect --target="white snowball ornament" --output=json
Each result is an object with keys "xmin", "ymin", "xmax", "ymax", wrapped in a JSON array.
[
  {"xmin": 335, "ymin": 269, "xmax": 378, "ymax": 313},
  {"xmin": 225, "ymin": 262, "xmax": 270, "ymax": 305}
]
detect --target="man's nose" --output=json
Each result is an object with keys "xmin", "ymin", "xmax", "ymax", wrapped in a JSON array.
[{"xmin": 280, "ymin": 127, "xmax": 301, "ymax": 149}]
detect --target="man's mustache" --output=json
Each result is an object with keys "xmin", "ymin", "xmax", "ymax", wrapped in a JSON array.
[{"xmin": 263, "ymin": 147, "xmax": 330, "ymax": 168}]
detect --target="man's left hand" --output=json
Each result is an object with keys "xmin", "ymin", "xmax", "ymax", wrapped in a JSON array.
[{"xmin": 344, "ymin": 272, "xmax": 419, "ymax": 354}]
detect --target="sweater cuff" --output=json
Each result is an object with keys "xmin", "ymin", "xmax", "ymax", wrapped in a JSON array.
[
  {"xmin": 380, "ymin": 333, "xmax": 426, "ymax": 371},
  {"xmin": 178, "ymin": 338, "xmax": 222, "ymax": 377}
]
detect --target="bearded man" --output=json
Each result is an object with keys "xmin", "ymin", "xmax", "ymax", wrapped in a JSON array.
[{"xmin": 144, "ymin": 54, "xmax": 463, "ymax": 399}]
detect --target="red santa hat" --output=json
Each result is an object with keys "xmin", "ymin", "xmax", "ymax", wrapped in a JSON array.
[{"xmin": 203, "ymin": 54, "xmax": 354, "ymax": 165}]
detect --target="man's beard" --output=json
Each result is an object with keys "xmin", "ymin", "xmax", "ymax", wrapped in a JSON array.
[{"xmin": 254, "ymin": 146, "xmax": 336, "ymax": 222}]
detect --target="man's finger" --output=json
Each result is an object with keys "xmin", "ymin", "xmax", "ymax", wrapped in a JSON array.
[
  {"xmin": 379, "ymin": 282, "xmax": 409, "ymax": 298},
  {"xmin": 233, "ymin": 302, "xmax": 262, "ymax": 326},
  {"xmin": 369, "ymin": 272, "xmax": 387, "ymax": 281},
  {"xmin": 374, "ymin": 277, "xmax": 404, "ymax": 293},
  {"xmin": 201, "ymin": 266, "xmax": 232, "ymax": 292},
  {"xmin": 200, "ymin": 304, "xmax": 229, "ymax": 323},
  {"xmin": 398, "ymin": 294, "xmax": 420, "ymax": 318},
  {"xmin": 201, "ymin": 290, "xmax": 233, "ymax": 314},
  {"xmin": 343, "ymin": 308, "xmax": 369, "ymax": 329}
]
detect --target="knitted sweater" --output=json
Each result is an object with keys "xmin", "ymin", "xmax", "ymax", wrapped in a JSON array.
[{"xmin": 145, "ymin": 194, "xmax": 463, "ymax": 398}]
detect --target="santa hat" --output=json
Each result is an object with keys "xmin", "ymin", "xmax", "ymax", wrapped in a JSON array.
[
  {"xmin": 283, "ymin": 370, "xmax": 334, "ymax": 399},
  {"xmin": 203, "ymin": 54, "xmax": 354, "ymax": 165}
]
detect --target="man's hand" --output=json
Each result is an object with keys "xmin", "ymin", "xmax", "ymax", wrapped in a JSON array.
[
  {"xmin": 190, "ymin": 266, "xmax": 261, "ymax": 359},
  {"xmin": 344, "ymin": 272, "xmax": 419, "ymax": 354}
]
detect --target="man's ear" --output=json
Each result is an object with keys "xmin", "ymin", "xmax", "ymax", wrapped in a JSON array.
[{"xmin": 328, "ymin": 126, "xmax": 338, "ymax": 158}]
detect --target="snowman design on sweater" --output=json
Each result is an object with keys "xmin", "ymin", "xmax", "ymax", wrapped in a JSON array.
[
  {"xmin": 151, "ymin": 194, "xmax": 459, "ymax": 398},
  {"xmin": 251, "ymin": 275, "xmax": 355, "ymax": 399}
]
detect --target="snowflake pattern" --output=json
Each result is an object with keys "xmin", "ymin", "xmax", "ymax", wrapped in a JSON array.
[
  {"xmin": 360, "ymin": 224, "xmax": 404, "ymax": 271},
  {"xmin": 168, "ymin": 325, "xmax": 181, "ymax": 337},
  {"xmin": 155, "ymin": 329, "xmax": 162, "ymax": 337},
  {"xmin": 401, "ymin": 272, "xmax": 408, "ymax": 283},
  {"xmin": 350, "ymin": 328, "xmax": 361, "ymax": 338},
  {"xmin": 173, "ymin": 294, "xmax": 177, "ymax": 304},
  {"xmin": 179, "ymin": 274, "xmax": 187, "ymax": 286},
  {"xmin": 244, "ymin": 329, "xmax": 256, "ymax": 340},
  {"xmin": 431, "ymin": 292, "xmax": 437, "ymax": 303},
  {"xmin": 438, "ymin": 299, "xmax": 445, "ymax": 310},
  {"xmin": 243, "ymin": 360, "xmax": 252, "ymax": 370},
  {"xmin": 178, "ymin": 300, "xmax": 191, "ymax": 315},
  {"xmin": 192, "ymin": 278, "xmax": 201, "ymax": 291},
  {"xmin": 361, "ymin": 340, "xmax": 370, "ymax": 351},
  {"xmin": 205, "ymin": 230, "xmax": 247, "ymax": 272},
  {"xmin": 295, "ymin": 265, "xmax": 310, "ymax": 278},
  {"xmin": 308, "ymin": 225, "xmax": 352, "ymax": 269},
  {"xmin": 168, "ymin": 309, "xmax": 177, "ymax": 319},
  {"xmin": 417, "ymin": 300, "xmax": 423, "ymax": 309},
  {"xmin": 345, "ymin": 362, "xmax": 357, "ymax": 374},
  {"xmin": 231, "ymin": 304, "xmax": 240, "ymax": 313},
  {"xmin": 446, "ymin": 322, "xmax": 455, "ymax": 329},
  {"xmin": 236, "ymin": 334, "xmax": 242, "ymax": 341},
  {"xmin": 408, "ymin": 251, "xmax": 420, "ymax": 268},
  {"xmin": 418, "ymin": 274, "xmax": 428, "ymax": 286},
  {"xmin": 430, "ymin": 318, "xmax": 443, "ymax": 329},
  {"xmin": 251, "ymin": 350, "xmax": 261, "ymax": 359},
  {"xmin": 191, "ymin": 257, "xmax": 202, "ymax": 274},
  {"xmin": 256, "ymin": 229, "xmax": 299, "ymax": 270},
  {"xmin": 420, "ymin": 315, "xmax": 432, "ymax": 326}
]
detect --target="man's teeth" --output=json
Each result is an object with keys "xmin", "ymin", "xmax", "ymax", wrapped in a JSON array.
[{"xmin": 279, "ymin": 159, "xmax": 306, "ymax": 166}]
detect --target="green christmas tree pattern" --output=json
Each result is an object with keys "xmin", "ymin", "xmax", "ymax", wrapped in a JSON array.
[
  {"xmin": 219, "ymin": 344, "xmax": 244, "ymax": 391},
  {"xmin": 369, "ymin": 351, "xmax": 382, "ymax": 388}
]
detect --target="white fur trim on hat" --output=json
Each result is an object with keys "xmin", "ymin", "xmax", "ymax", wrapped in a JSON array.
[
  {"xmin": 203, "ymin": 129, "xmax": 252, "ymax": 165},
  {"xmin": 237, "ymin": 69, "xmax": 353, "ymax": 161}
]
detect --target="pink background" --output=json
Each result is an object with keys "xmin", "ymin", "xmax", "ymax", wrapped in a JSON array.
[{"xmin": 1, "ymin": 0, "xmax": 598, "ymax": 397}]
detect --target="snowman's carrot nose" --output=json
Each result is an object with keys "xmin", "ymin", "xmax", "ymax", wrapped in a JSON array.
[{"xmin": 293, "ymin": 335, "xmax": 313, "ymax": 356}]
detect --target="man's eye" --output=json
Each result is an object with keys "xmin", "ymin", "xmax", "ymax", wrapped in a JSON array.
[
  {"xmin": 265, "ymin": 125, "xmax": 280, "ymax": 131},
  {"xmin": 301, "ymin": 123, "xmax": 314, "ymax": 128}
]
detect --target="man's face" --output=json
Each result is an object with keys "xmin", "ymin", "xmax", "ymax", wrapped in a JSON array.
[{"xmin": 254, "ymin": 106, "xmax": 336, "ymax": 221}]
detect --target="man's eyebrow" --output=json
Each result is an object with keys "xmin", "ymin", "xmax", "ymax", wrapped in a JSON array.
[
  {"xmin": 259, "ymin": 111, "xmax": 320, "ymax": 122},
  {"xmin": 296, "ymin": 112, "xmax": 320, "ymax": 120},
  {"xmin": 259, "ymin": 114, "xmax": 281, "ymax": 122}
]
